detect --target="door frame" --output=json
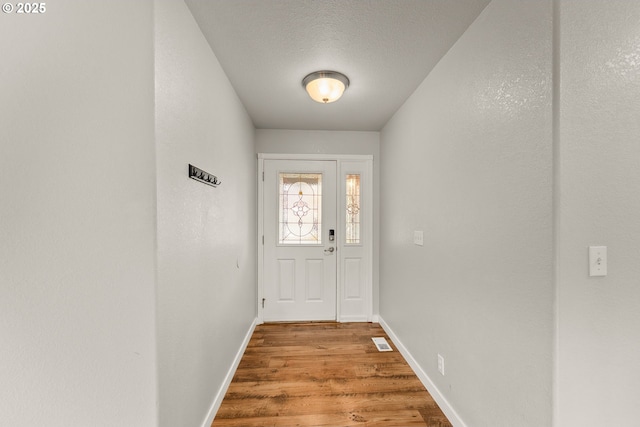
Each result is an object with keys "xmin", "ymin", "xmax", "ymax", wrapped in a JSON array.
[{"xmin": 257, "ymin": 153, "xmax": 373, "ymax": 324}]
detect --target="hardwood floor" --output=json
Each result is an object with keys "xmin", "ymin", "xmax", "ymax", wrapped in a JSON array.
[{"xmin": 213, "ymin": 322, "xmax": 452, "ymax": 427}]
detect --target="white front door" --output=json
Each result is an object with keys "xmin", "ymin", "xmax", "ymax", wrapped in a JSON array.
[{"xmin": 262, "ymin": 160, "xmax": 337, "ymax": 321}]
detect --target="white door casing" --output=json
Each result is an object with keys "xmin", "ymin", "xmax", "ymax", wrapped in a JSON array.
[{"xmin": 258, "ymin": 154, "xmax": 373, "ymax": 323}]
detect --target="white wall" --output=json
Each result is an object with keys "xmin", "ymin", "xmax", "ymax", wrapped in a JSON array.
[
  {"xmin": 256, "ymin": 129, "xmax": 380, "ymax": 315},
  {"xmin": 556, "ymin": 1, "xmax": 640, "ymax": 426},
  {"xmin": 379, "ymin": 1, "xmax": 553, "ymax": 426},
  {"xmin": 256, "ymin": 129, "xmax": 379, "ymax": 157},
  {"xmin": 155, "ymin": 1, "xmax": 257, "ymax": 426},
  {"xmin": 0, "ymin": 2, "xmax": 158, "ymax": 426}
]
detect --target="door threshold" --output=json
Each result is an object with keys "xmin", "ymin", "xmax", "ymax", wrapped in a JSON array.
[{"xmin": 263, "ymin": 320, "xmax": 338, "ymax": 324}]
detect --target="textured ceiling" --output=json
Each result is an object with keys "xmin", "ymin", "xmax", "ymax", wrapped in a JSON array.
[{"xmin": 184, "ymin": 0, "xmax": 491, "ymax": 131}]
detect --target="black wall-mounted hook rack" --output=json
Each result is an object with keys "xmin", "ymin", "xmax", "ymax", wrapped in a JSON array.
[{"xmin": 189, "ymin": 164, "xmax": 221, "ymax": 187}]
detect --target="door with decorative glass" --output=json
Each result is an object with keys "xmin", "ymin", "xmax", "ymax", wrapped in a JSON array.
[{"xmin": 262, "ymin": 160, "xmax": 337, "ymax": 321}]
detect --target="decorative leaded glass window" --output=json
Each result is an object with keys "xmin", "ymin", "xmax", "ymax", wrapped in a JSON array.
[
  {"xmin": 346, "ymin": 174, "xmax": 361, "ymax": 244},
  {"xmin": 279, "ymin": 173, "xmax": 322, "ymax": 244}
]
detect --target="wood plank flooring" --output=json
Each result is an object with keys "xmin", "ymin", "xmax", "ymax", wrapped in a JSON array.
[{"xmin": 213, "ymin": 322, "xmax": 452, "ymax": 427}]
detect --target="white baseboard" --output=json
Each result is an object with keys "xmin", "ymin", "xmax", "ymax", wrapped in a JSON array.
[
  {"xmin": 201, "ymin": 317, "xmax": 258, "ymax": 427},
  {"xmin": 378, "ymin": 316, "xmax": 467, "ymax": 427}
]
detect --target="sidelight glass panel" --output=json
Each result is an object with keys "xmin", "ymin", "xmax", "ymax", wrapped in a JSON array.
[
  {"xmin": 346, "ymin": 174, "xmax": 361, "ymax": 244},
  {"xmin": 279, "ymin": 173, "xmax": 322, "ymax": 244}
]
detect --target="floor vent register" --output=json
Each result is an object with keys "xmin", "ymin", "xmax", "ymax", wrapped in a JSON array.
[{"xmin": 371, "ymin": 337, "xmax": 393, "ymax": 352}]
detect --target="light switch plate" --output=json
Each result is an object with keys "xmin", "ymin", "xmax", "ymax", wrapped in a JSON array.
[
  {"xmin": 414, "ymin": 230, "xmax": 424, "ymax": 246},
  {"xmin": 589, "ymin": 246, "xmax": 607, "ymax": 277}
]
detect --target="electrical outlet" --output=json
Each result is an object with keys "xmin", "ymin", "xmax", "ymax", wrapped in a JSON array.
[
  {"xmin": 414, "ymin": 230, "xmax": 424, "ymax": 246},
  {"xmin": 437, "ymin": 354, "xmax": 445, "ymax": 375}
]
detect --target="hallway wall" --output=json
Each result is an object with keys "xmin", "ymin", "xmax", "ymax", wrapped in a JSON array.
[
  {"xmin": 154, "ymin": 1, "xmax": 257, "ymax": 426},
  {"xmin": 379, "ymin": 0, "xmax": 554, "ymax": 426},
  {"xmin": 556, "ymin": 1, "xmax": 640, "ymax": 425},
  {"xmin": 0, "ymin": 1, "xmax": 158, "ymax": 426}
]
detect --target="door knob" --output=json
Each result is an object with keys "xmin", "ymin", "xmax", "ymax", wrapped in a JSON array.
[{"xmin": 324, "ymin": 247, "xmax": 335, "ymax": 253}]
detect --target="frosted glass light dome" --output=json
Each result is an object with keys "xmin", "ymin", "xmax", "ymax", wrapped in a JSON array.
[{"xmin": 302, "ymin": 71, "xmax": 350, "ymax": 104}]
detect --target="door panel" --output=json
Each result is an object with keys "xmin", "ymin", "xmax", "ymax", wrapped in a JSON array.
[{"xmin": 263, "ymin": 160, "xmax": 337, "ymax": 321}]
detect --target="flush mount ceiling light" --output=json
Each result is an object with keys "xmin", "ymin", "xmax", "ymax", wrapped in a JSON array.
[{"xmin": 302, "ymin": 70, "xmax": 350, "ymax": 104}]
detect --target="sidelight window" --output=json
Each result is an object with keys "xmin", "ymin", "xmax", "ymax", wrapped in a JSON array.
[{"xmin": 345, "ymin": 174, "xmax": 361, "ymax": 244}]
